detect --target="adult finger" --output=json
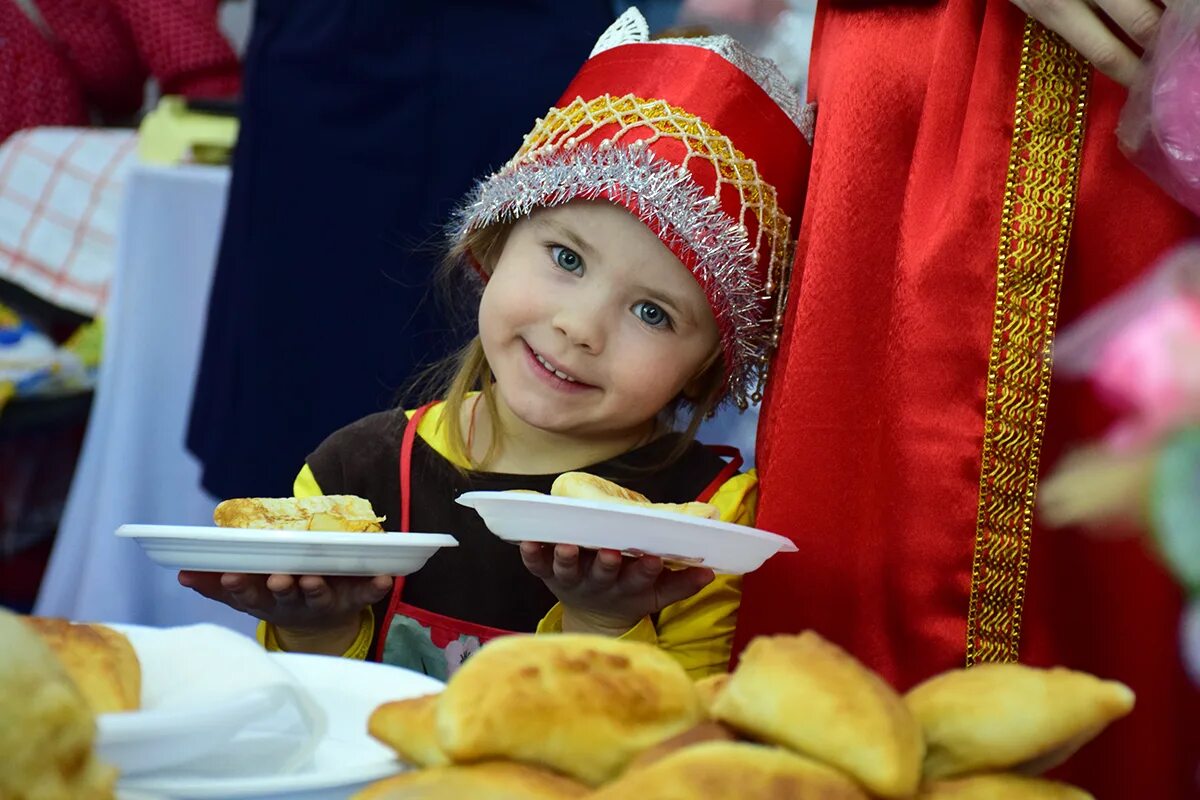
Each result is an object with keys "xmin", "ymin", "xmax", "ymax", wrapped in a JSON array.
[
  {"xmin": 552, "ymin": 544, "xmax": 584, "ymax": 587},
  {"xmin": 1015, "ymin": 0, "xmax": 1143, "ymax": 85},
  {"xmin": 653, "ymin": 567, "xmax": 716, "ymax": 609},
  {"xmin": 520, "ymin": 542, "xmax": 556, "ymax": 579},
  {"xmin": 1096, "ymin": 0, "xmax": 1162, "ymax": 49}
]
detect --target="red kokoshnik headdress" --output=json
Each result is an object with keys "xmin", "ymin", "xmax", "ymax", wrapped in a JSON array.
[{"xmin": 454, "ymin": 8, "xmax": 813, "ymax": 408}]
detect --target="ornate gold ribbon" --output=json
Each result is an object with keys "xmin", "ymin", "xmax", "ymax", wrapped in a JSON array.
[{"xmin": 966, "ymin": 18, "xmax": 1092, "ymax": 666}]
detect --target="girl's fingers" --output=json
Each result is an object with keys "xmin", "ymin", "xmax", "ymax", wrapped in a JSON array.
[
  {"xmin": 552, "ymin": 544, "xmax": 584, "ymax": 587},
  {"xmin": 586, "ymin": 549, "xmax": 623, "ymax": 588},
  {"xmin": 266, "ymin": 573, "xmax": 303, "ymax": 604},
  {"xmin": 297, "ymin": 575, "xmax": 334, "ymax": 610},
  {"xmin": 520, "ymin": 542, "xmax": 555, "ymax": 579},
  {"xmin": 366, "ymin": 575, "xmax": 395, "ymax": 602},
  {"xmin": 1014, "ymin": 0, "xmax": 1144, "ymax": 85},
  {"xmin": 653, "ymin": 567, "xmax": 716, "ymax": 608},
  {"xmin": 617, "ymin": 554, "xmax": 664, "ymax": 594},
  {"xmin": 222, "ymin": 573, "xmax": 272, "ymax": 610}
]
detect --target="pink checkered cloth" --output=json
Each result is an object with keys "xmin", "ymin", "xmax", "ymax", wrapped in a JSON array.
[{"xmin": 0, "ymin": 127, "xmax": 138, "ymax": 317}]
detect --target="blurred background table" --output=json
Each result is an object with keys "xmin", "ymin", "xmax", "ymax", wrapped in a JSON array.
[{"xmin": 35, "ymin": 162, "xmax": 254, "ymax": 633}]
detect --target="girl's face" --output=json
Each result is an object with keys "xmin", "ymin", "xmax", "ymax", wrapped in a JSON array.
[{"xmin": 478, "ymin": 200, "xmax": 721, "ymax": 443}]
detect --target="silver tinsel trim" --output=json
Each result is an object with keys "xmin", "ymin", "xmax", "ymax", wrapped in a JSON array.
[{"xmin": 452, "ymin": 145, "xmax": 774, "ymax": 408}]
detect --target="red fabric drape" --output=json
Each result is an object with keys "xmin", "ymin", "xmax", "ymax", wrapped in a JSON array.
[{"xmin": 736, "ymin": 1, "xmax": 1200, "ymax": 796}]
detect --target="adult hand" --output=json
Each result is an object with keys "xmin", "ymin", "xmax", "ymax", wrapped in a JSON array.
[
  {"xmin": 1009, "ymin": 0, "xmax": 1164, "ymax": 86},
  {"xmin": 178, "ymin": 571, "xmax": 393, "ymax": 655},
  {"xmin": 520, "ymin": 542, "xmax": 715, "ymax": 636}
]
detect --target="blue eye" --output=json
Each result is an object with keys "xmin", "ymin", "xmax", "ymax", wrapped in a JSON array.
[
  {"xmin": 552, "ymin": 245, "xmax": 583, "ymax": 273},
  {"xmin": 634, "ymin": 301, "xmax": 671, "ymax": 328}
]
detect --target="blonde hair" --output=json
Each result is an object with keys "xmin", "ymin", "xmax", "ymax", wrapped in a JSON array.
[{"xmin": 423, "ymin": 219, "xmax": 729, "ymax": 471}]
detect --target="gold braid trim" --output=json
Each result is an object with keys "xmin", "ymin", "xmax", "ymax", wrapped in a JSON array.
[{"xmin": 966, "ymin": 18, "xmax": 1091, "ymax": 666}]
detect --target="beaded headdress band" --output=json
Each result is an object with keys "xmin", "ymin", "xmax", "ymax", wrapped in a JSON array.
[{"xmin": 454, "ymin": 8, "xmax": 813, "ymax": 408}]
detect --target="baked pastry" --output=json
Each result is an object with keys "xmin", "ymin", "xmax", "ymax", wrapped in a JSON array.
[
  {"xmin": 551, "ymin": 472, "xmax": 720, "ymax": 520},
  {"xmin": 710, "ymin": 632, "xmax": 924, "ymax": 799},
  {"xmin": 436, "ymin": 634, "xmax": 703, "ymax": 785},
  {"xmin": 0, "ymin": 609, "xmax": 117, "ymax": 800},
  {"xmin": 213, "ymin": 495, "xmax": 385, "ymax": 532},
  {"xmin": 693, "ymin": 672, "xmax": 729, "ymax": 716},
  {"xmin": 351, "ymin": 761, "xmax": 589, "ymax": 799},
  {"xmin": 592, "ymin": 741, "xmax": 871, "ymax": 800},
  {"xmin": 626, "ymin": 720, "xmax": 739, "ymax": 771},
  {"xmin": 368, "ymin": 693, "xmax": 449, "ymax": 768},
  {"xmin": 24, "ymin": 617, "xmax": 140, "ymax": 713},
  {"xmin": 905, "ymin": 662, "xmax": 1135, "ymax": 779},
  {"xmin": 917, "ymin": 774, "xmax": 1095, "ymax": 799}
]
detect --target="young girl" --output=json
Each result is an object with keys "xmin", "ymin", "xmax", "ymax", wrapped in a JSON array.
[{"xmin": 180, "ymin": 9, "xmax": 811, "ymax": 681}]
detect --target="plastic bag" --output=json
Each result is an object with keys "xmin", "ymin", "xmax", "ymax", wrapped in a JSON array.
[{"xmin": 1118, "ymin": 1, "xmax": 1200, "ymax": 216}]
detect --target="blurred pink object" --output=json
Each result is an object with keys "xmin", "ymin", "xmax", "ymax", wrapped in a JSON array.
[
  {"xmin": 1118, "ymin": 2, "xmax": 1200, "ymax": 216},
  {"xmin": 678, "ymin": 0, "xmax": 787, "ymax": 24},
  {"xmin": 1092, "ymin": 295, "xmax": 1200, "ymax": 449},
  {"xmin": 1053, "ymin": 244, "xmax": 1200, "ymax": 448}
]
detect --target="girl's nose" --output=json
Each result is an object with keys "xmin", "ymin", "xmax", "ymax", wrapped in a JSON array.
[{"xmin": 552, "ymin": 303, "xmax": 606, "ymax": 353}]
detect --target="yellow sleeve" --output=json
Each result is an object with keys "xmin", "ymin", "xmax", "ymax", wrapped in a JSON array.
[
  {"xmin": 257, "ymin": 464, "xmax": 376, "ymax": 660},
  {"xmin": 536, "ymin": 469, "xmax": 756, "ymax": 680},
  {"xmin": 293, "ymin": 463, "xmax": 322, "ymax": 498}
]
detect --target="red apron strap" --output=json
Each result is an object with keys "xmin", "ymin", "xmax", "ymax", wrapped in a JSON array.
[
  {"xmin": 696, "ymin": 444, "xmax": 744, "ymax": 503},
  {"xmin": 374, "ymin": 402, "xmax": 436, "ymax": 662}
]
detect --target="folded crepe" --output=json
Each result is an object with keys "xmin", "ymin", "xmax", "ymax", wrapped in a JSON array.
[
  {"xmin": 905, "ymin": 663, "xmax": 1135, "ymax": 779},
  {"xmin": 592, "ymin": 741, "xmax": 871, "ymax": 800},
  {"xmin": 436, "ymin": 634, "xmax": 703, "ymax": 785},
  {"xmin": 24, "ymin": 617, "xmax": 140, "ymax": 714},
  {"xmin": 368, "ymin": 693, "xmax": 449, "ymax": 768},
  {"xmin": 213, "ymin": 495, "xmax": 385, "ymax": 532},
  {"xmin": 0, "ymin": 610, "xmax": 117, "ymax": 800},
  {"xmin": 551, "ymin": 472, "xmax": 720, "ymax": 520},
  {"xmin": 710, "ymin": 632, "xmax": 924, "ymax": 799},
  {"xmin": 351, "ymin": 761, "xmax": 589, "ymax": 800},
  {"xmin": 917, "ymin": 774, "xmax": 1095, "ymax": 799}
]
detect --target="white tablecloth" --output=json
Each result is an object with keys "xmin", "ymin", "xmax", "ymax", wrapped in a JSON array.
[{"xmin": 36, "ymin": 163, "xmax": 254, "ymax": 634}]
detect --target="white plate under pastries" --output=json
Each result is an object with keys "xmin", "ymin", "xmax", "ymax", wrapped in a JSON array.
[
  {"xmin": 456, "ymin": 491, "xmax": 797, "ymax": 574},
  {"xmin": 103, "ymin": 623, "xmax": 443, "ymax": 800},
  {"xmin": 117, "ymin": 524, "xmax": 457, "ymax": 576}
]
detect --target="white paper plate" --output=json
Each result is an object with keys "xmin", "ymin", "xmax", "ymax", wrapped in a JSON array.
[
  {"xmin": 117, "ymin": 525, "xmax": 457, "ymax": 576},
  {"xmin": 456, "ymin": 491, "xmax": 797, "ymax": 574},
  {"xmin": 119, "ymin": 653, "xmax": 443, "ymax": 800}
]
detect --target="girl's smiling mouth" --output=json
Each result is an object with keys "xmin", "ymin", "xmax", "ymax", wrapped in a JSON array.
[{"xmin": 524, "ymin": 342, "xmax": 595, "ymax": 391}]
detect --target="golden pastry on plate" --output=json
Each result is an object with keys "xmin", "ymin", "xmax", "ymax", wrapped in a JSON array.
[
  {"xmin": 24, "ymin": 616, "xmax": 140, "ymax": 714},
  {"xmin": 351, "ymin": 761, "xmax": 588, "ymax": 799},
  {"xmin": 0, "ymin": 609, "xmax": 117, "ymax": 800},
  {"xmin": 711, "ymin": 632, "xmax": 924, "ymax": 799},
  {"xmin": 436, "ymin": 634, "xmax": 702, "ymax": 785},
  {"xmin": 368, "ymin": 693, "xmax": 449, "ymax": 768},
  {"xmin": 917, "ymin": 773, "xmax": 1094, "ymax": 799},
  {"xmin": 905, "ymin": 662, "xmax": 1135, "ymax": 779},
  {"xmin": 592, "ymin": 741, "xmax": 871, "ymax": 800}
]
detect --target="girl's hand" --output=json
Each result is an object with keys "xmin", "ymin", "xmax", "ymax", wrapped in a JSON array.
[
  {"xmin": 1009, "ymin": 0, "xmax": 1163, "ymax": 87},
  {"xmin": 177, "ymin": 571, "xmax": 393, "ymax": 655},
  {"xmin": 520, "ymin": 543, "xmax": 715, "ymax": 636}
]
